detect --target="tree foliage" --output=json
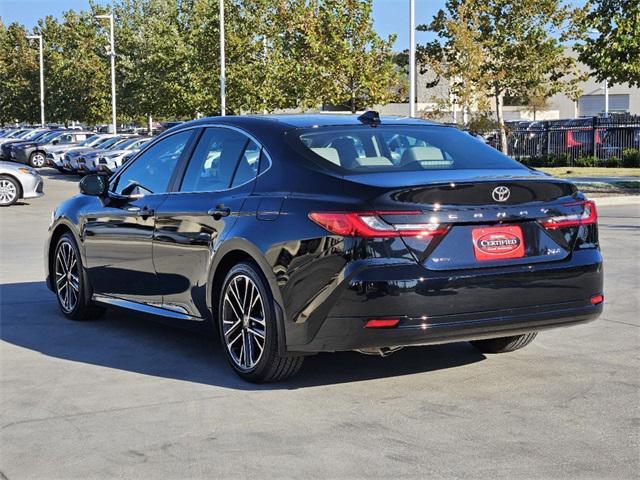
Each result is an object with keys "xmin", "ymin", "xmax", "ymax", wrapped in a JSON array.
[
  {"xmin": 419, "ymin": 0, "xmax": 586, "ymax": 152},
  {"xmin": 0, "ymin": 0, "xmax": 400, "ymax": 124},
  {"xmin": 575, "ymin": 0, "xmax": 640, "ymax": 87}
]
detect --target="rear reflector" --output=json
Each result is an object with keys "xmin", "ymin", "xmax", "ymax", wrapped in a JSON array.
[
  {"xmin": 364, "ymin": 318, "xmax": 400, "ymax": 328},
  {"xmin": 541, "ymin": 200, "xmax": 597, "ymax": 229},
  {"xmin": 591, "ymin": 294, "xmax": 604, "ymax": 305},
  {"xmin": 309, "ymin": 211, "xmax": 448, "ymax": 238}
]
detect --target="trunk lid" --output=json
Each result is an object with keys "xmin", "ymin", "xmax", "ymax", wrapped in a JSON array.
[{"xmin": 346, "ymin": 170, "xmax": 585, "ymax": 271}]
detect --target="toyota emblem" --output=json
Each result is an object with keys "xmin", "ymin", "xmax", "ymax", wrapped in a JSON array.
[{"xmin": 492, "ymin": 186, "xmax": 511, "ymax": 202}]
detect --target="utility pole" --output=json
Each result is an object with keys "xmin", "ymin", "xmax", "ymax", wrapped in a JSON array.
[
  {"xmin": 603, "ymin": 79, "xmax": 609, "ymax": 117},
  {"xmin": 96, "ymin": 14, "xmax": 117, "ymax": 133},
  {"xmin": 409, "ymin": 0, "xmax": 416, "ymax": 117},
  {"xmin": 220, "ymin": 0, "xmax": 226, "ymax": 116},
  {"xmin": 26, "ymin": 34, "xmax": 45, "ymax": 127}
]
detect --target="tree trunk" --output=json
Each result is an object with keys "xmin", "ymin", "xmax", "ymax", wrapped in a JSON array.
[
  {"xmin": 350, "ymin": 78, "xmax": 356, "ymax": 114},
  {"xmin": 495, "ymin": 84, "xmax": 508, "ymax": 155}
]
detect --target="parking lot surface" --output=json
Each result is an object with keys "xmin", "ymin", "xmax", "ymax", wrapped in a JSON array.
[{"xmin": 1, "ymin": 171, "xmax": 639, "ymax": 480}]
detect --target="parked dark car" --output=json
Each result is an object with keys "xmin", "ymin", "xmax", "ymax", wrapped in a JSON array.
[
  {"xmin": 45, "ymin": 114, "xmax": 603, "ymax": 382},
  {"xmin": 11, "ymin": 130, "xmax": 93, "ymax": 168},
  {"xmin": 0, "ymin": 129, "xmax": 53, "ymax": 160}
]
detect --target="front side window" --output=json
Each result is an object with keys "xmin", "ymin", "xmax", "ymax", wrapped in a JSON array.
[
  {"xmin": 291, "ymin": 125, "xmax": 526, "ymax": 172},
  {"xmin": 114, "ymin": 130, "xmax": 192, "ymax": 196},
  {"xmin": 180, "ymin": 128, "xmax": 257, "ymax": 192}
]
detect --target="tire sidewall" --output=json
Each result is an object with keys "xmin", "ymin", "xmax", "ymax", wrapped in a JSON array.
[{"xmin": 218, "ymin": 262, "xmax": 278, "ymax": 381}]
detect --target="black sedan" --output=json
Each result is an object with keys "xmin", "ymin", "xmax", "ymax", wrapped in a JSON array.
[{"xmin": 45, "ymin": 114, "xmax": 603, "ymax": 382}]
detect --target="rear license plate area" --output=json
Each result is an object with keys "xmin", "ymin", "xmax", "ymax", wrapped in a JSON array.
[{"xmin": 472, "ymin": 225, "xmax": 525, "ymax": 261}]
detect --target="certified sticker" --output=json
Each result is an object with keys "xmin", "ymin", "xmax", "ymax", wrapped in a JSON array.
[{"xmin": 472, "ymin": 226, "xmax": 525, "ymax": 261}]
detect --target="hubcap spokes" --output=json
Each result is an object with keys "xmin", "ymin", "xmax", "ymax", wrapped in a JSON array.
[
  {"xmin": 0, "ymin": 180, "xmax": 17, "ymax": 204},
  {"xmin": 33, "ymin": 154, "xmax": 45, "ymax": 167},
  {"xmin": 222, "ymin": 274, "xmax": 266, "ymax": 371},
  {"xmin": 55, "ymin": 241, "xmax": 79, "ymax": 312}
]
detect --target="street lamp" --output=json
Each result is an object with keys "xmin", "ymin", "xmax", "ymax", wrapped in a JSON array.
[
  {"xmin": 26, "ymin": 34, "xmax": 45, "ymax": 127},
  {"xmin": 95, "ymin": 14, "xmax": 117, "ymax": 133},
  {"xmin": 220, "ymin": 0, "xmax": 226, "ymax": 116},
  {"xmin": 409, "ymin": 0, "xmax": 416, "ymax": 117}
]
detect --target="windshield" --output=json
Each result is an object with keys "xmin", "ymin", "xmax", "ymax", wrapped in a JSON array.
[
  {"xmin": 115, "ymin": 137, "xmax": 144, "ymax": 149},
  {"xmin": 96, "ymin": 136, "xmax": 123, "ymax": 149},
  {"xmin": 76, "ymin": 135, "xmax": 99, "ymax": 147},
  {"xmin": 290, "ymin": 125, "xmax": 526, "ymax": 172},
  {"xmin": 38, "ymin": 131, "xmax": 63, "ymax": 143}
]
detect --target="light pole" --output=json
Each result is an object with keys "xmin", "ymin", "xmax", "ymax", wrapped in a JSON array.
[
  {"xmin": 26, "ymin": 34, "xmax": 45, "ymax": 127},
  {"xmin": 96, "ymin": 14, "xmax": 117, "ymax": 133},
  {"xmin": 603, "ymin": 79, "xmax": 609, "ymax": 117},
  {"xmin": 409, "ymin": 0, "xmax": 416, "ymax": 117},
  {"xmin": 220, "ymin": 0, "xmax": 226, "ymax": 116}
]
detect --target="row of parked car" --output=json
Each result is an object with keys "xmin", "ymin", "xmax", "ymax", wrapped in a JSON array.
[
  {"xmin": 0, "ymin": 126, "xmax": 155, "ymax": 206},
  {"xmin": 0, "ymin": 127, "xmax": 152, "ymax": 175}
]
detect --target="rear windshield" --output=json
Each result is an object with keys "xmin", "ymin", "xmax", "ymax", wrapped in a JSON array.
[{"xmin": 289, "ymin": 125, "xmax": 525, "ymax": 172}]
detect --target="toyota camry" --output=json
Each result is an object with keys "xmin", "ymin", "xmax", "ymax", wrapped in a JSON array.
[{"xmin": 45, "ymin": 113, "xmax": 603, "ymax": 382}]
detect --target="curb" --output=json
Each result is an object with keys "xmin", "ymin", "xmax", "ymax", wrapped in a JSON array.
[{"xmin": 590, "ymin": 196, "xmax": 640, "ymax": 206}]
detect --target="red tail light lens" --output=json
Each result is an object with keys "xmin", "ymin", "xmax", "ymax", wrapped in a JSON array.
[
  {"xmin": 540, "ymin": 200, "xmax": 597, "ymax": 229},
  {"xmin": 591, "ymin": 294, "xmax": 604, "ymax": 305},
  {"xmin": 364, "ymin": 318, "xmax": 400, "ymax": 328},
  {"xmin": 308, "ymin": 212, "xmax": 448, "ymax": 238}
]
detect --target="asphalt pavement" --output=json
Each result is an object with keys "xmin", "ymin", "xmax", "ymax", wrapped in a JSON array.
[{"xmin": 1, "ymin": 169, "xmax": 638, "ymax": 480}]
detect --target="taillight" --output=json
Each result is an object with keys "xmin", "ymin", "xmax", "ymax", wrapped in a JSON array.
[
  {"xmin": 308, "ymin": 211, "xmax": 448, "ymax": 238},
  {"xmin": 540, "ymin": 200, "xmax": 597, "ymax": 229},
  {"xmin": 364, "ymin": 318, "xmax": 400, "ymax": 328}
]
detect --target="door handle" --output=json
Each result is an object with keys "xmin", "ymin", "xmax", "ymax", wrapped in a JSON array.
[{"xmin": 208, "ymin": 204, "xmax": 231, "ymax": 219}]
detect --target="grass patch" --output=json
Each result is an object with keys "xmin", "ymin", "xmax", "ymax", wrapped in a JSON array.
[{"xmin": 539, "ymin": 167, "xmax": 640, "ymax": 177}]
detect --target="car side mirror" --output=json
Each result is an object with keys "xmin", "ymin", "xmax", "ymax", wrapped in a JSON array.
[
  {"xmin": 52, "ymin": 139, "xmax": 59, "ymax": 145},
  {"xmin": 79, "ymin": 174, "xmax": 108, "ymax": 197}
]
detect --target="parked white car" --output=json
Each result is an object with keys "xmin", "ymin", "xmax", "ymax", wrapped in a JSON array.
[{"xmin": 0, "ymin": 161, "xmax": 44, "ymax": 206}]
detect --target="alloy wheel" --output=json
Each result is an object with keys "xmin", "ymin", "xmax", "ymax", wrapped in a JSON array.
[
  {"xmin": 55, "ymin": 241, "xmax": 80, "ymax": 313},
  {"xmin": 0, "ymin": 179, "xmax": 17, "ymax": 205},
  {"xmin": 222, "ymin": 274, "xmax": 267, "ymax": 371},
  {"xmin": 31, "ymin": 153, "xmax": 46, "ymax": 167}
]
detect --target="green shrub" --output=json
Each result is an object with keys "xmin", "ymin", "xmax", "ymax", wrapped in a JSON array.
[
  {"xmin": 621, "ymin": 149, "xmax": 640, "ymax": 168},
  {"xmin": 574, "ymin": 156, "xmax": 598, "ymax": 167},
  {"xmin": 604, "ymin": 157, "xmax": 621, "ymax": 168}
]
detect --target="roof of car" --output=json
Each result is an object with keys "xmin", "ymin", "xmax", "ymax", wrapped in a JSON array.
[{"xmin": 178, "ymin": 113, "xmax": 442, "ymax": 130}]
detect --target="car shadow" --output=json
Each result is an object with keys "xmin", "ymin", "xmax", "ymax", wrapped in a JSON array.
[{"xmin": 0, "ymin": 281, "xmax": 486, "ymax": 390}]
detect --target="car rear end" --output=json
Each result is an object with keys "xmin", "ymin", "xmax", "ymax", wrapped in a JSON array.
[{"xmin": 280, "ymin": 122, "xmax": 603, "ymax": 353}]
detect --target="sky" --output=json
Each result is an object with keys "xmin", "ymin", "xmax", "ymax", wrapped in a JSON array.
[{"xmin": 1, "ymin": 0, "xmax": 441, "ymax": 50}]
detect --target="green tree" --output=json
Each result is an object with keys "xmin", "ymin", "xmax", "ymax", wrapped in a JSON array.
[
  {"xmin": 421, "ymin": 0, "xmax": 584, "ymax": 153},
  {"xmin": 315, "ymin": 0, "xmax": 401, "ymax": 113},
  {"xmin": 576, "ymin": 0, "xmax": 640, "ymax": 87},
  {"xmin": 36, "ymin": 11, "xmax": 111, "ymax": 125},
  {"xmin": 0, "ymin": 20, "xmax": 39, "ymax": 124}
]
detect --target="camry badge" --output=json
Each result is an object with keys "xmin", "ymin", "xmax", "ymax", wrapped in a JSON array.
[{"xmin": 492, "ymin": 186, "xmax": 511, "ymax": 202}]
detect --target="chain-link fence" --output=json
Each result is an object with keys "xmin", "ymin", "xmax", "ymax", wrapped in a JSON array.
[{"xmin": 503, "ymin": 115, "xmax": 640, "ymax": 167}]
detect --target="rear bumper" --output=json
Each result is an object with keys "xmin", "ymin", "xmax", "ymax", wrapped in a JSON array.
[
  {"xmin": 285, "ymin": 249, "xmax": 603, "ymax": 352},
  {"xmin": 290, "ymin": 301, "xmax": 601, "ymax": 352}
]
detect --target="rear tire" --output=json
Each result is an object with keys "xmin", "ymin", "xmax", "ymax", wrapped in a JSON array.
[
  {"xmin": 29, "ymin": 151, "xmax": 46, "ymax": 168},
  {"xmin": 470, "ymin": 332, "xmax": 538, "ymax": 353},
  {"xmin": 54, "ymin": 233, "xmax": 105, "ymax": 321},
  {"xmin": 218, "ymin": 261, "xmax": 303, "ymax": 383}
]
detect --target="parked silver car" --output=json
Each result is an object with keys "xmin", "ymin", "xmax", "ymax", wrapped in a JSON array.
[{"xmin": 0, "ymin": 161, "xmax": 44, "ymax": 206}]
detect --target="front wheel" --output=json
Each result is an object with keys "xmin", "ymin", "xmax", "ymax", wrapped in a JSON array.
[
  {"xmin": 29, "ymin": 151, "xmax": 46, "ymax": 168},
  {"xmin": 0, "ymin": 175, "xmax": 20, "ymax": 206},
  {"xmin": 54, "ymin": 233, "xmax": 105, "ymax": 320},
  {"xmin": 218, "ymin": 262, "xmax": 303, "ymax": 382},
  {"xmin": 470, "ymin": 332, "xmax": 538, "ymax": 354}
]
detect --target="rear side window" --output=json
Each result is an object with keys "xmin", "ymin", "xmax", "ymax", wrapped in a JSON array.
[
  {"xmin": 291, "ymin": 125, "xmax": 526, "ymax": 172},
  {"xmin": 180, "ymin": 127, "xmax": 256, "ymax": 192}
]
